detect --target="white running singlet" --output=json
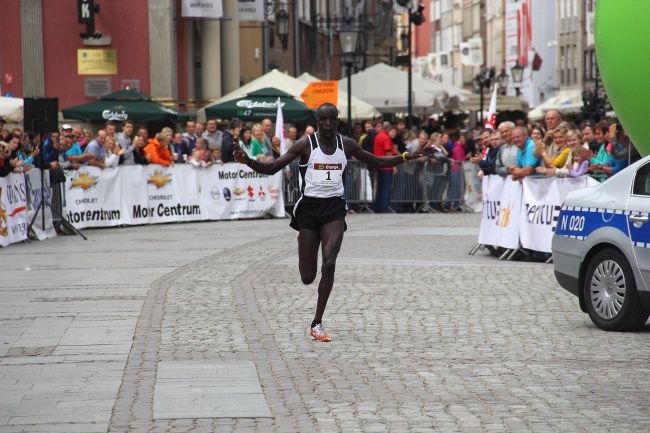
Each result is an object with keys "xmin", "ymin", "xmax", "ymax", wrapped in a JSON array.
[{"xmin": 301, "ymin": 133, "xmax": 347, "ymax": 198}]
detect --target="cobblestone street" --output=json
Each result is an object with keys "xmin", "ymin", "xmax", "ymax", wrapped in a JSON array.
[{"xmin": 2, "ymin": 213, "xmax": 649, "ymax": 432}]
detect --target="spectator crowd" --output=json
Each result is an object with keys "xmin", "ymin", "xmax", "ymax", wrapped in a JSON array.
[{"xmin": 0, "ymin": 109, "xmax": 636, "ymax": 219}]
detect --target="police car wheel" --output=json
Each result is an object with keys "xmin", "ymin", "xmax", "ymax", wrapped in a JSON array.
[{"xmin": 583, "ymin": 249, "xmax": 649, "ymax": 332}]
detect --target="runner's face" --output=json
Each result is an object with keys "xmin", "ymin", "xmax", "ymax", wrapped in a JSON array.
[{"xmin": 317, "ymin": 109, "xmax": 338, "ymax": 136}]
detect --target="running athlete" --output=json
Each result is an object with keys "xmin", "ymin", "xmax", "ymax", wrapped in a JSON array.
[{"xmin": 233, "ymin": 103, "xmax": 430, "ymax": 342}]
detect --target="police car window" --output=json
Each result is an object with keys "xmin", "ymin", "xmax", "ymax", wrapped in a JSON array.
[{"xmin": 632, "ymin": 162, "xmax": 650, "ymax": 196}]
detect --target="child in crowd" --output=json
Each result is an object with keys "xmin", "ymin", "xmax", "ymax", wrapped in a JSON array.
[
  {"xmin": 211, "ymin": 146, "xmax": 223, "ymax": 165},
  {"xmin": 188, "ymin": 138, "xmax": 212, "ymax": 168},
  {"xmin": 568, "ymin": 147, "xmax": 590, "ymax": 178}
]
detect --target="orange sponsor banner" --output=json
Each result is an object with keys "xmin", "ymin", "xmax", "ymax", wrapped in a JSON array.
[{"xmin": 300, "ymin": 81, "xmax": 338, "ymax": 109}]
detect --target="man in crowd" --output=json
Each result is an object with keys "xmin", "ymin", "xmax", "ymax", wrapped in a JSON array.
[
  {"xmin": 203, "ymin": 119, "xmax": 223, "ymax": 149},
  {"xmin": 181, "ymin": 120, "xmax": 198, "ymax": 159},
  {"xmin": 195, "ymin": 122, "xmax": 205, "ymax": 137},
  {"xmin": 83, "ymin": 130, "xmax": 108, "ymax": 169},
  {"xmin": 261, "ymin": 118, "xmax": 274, "ymax": 159},
  {"xmin": 65, "ymin": 127, "xmax": 93, "ymax": 166},
  {"xmin": 115, "ymin": 120, "xmax": 134, "ymax": 150},
  {"xmin": 476, "ymin": 130, "xmax": 503, "ymax": 180},
  {"xmin": 221, "ymin": 118, "xmax": 242, "ymax": 164},
  {"xmin": 495, "ymin": 121, "xmax": 518, "ymax": 177},
  {"xmin": 508, "ymin": 127, "xmax": 540, "ymax": 180},
  {"xmin": 137, "ymin": 126, "xmax": 149, "ymax": 143},
  {"xmin": 105, "ymin": 121, "xmax": 117, "ymax": 141},
  {"xmin": 286, "ymin": 126, "xmax": 298, "ymax": 149},
  {"xmin": 373, "ymin": 121, "xmax": 395, "ymax": 213}
]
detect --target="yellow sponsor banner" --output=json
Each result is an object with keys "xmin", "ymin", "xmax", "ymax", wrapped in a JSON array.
[{"xmin": 78, "ymin": 49, "xmax": 117, "ymax": 75}]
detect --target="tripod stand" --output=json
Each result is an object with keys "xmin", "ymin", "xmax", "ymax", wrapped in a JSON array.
[{"xmin": 27, "ymin": 133, "xmax": 87, "ymax": 241}]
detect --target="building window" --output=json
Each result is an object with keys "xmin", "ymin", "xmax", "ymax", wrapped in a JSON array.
[{"xmin": 584, "ymin": 51, "xmax": 591, "ymax": 80}]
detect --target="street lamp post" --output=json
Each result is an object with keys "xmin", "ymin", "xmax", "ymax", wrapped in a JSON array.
[
  {"xmin": 510, "ymin": 61, "xmax": 524, "ymax": 97},
  {"xmin": 276, "ymin": 8, "xmax": 289, "ymax": 50},
  {"xmin": 397, "ymin": 2, "xmax": 425, "ymax": 130},
  {"xmin": 473, "ymin": 68, "xmax": 495, "ymax": 124},
  {"xmin": 497, "ymin": 69, "xmax": 509, "ymax": 95},
  {"xmin": 339, "ymin": 26, "xmax": 360, "ymax": 136}
]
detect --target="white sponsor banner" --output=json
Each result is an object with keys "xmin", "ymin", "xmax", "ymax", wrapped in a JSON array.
[
  {"xmin": 141, "ymin": 164, "xmax": 202, "ymax": 225},
  {"xmin": 462, "ymin": 161, "xmax": 482, "ymax": 213},
  {"xmin": 0, "ymin": 172, "xmax": 29, "ymax": 247},
  {"xmin": 61, "ymin": 164, "xmax": 284, "ymax": 229},
  {"xmin": 478, "ymin": 176, "xmax": 521, "ymax": 249},
  {"xmin": 238, "ymin": 0, "xmax": 264, "ymax": 22},
  {"xmin": 478, "ymin": 175, "xmax": 505, "ymax": 246},
  {"xmin": 63, "ymin": 166, "xmax": 123, "ymax": 228},
  {"xmin": 182, "ymin": 0, "xmax": 223, "ymax": 19},
  {"xmin": 25, "ymin": 170, "xmax": 57, "ymax": 241},
  {"xmin": 198, "ymin": 165, "xmax": 284, "ymax": 220},
  {"xmin": 520, "ymin": 176, "xmax": 598, "ymax": 253}
]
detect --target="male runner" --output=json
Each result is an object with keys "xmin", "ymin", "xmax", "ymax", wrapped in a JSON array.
[{"xmin": 233, "ymin": 103, "xmax": 430, "ymax": 342}]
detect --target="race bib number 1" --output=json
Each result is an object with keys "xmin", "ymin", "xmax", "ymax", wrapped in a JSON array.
[{"xmin": 312, "ymin": 162, "xmax": 343, "ymax": 186}]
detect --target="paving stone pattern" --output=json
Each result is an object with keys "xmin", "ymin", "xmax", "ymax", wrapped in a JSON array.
[{"xmin": 1, "ymin": 214, "xmax": 650, "ymax": 432}]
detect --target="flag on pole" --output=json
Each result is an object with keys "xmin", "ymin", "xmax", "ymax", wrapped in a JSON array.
[
  {"xmin": 485, "ymin": 84, "xmax": 498, "ymax": 130},
  {"xmin": 275, "ymin": 97, "xmax": 287, "ymax": 155}
]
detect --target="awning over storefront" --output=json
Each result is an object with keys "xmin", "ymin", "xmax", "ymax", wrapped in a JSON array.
[
  {"xmin": 62, "ymin": 90, "xmax": 190, "ymax": 124},
  {"xmin": 528, "ymin": 89, "xmax": 583, "ymax": 120}
]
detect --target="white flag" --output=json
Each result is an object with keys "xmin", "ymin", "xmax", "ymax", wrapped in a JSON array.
[
  {"xmin": 485, "ymin": 84, "xmax": 498, "ymax": 130},
  {"xmin": 275, "ymin": 97, "xmax": 287, "ymax": 155}
]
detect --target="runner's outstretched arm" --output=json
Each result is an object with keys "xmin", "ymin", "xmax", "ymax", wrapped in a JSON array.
[{"xmin": 233, "ymin": 138, "xmax": 310, "ymax": 175}]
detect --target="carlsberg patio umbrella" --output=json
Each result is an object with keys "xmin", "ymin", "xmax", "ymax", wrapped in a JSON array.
[
  {"xmin": 61, "ymin": 89, "xmax": 190, "ymax": 123},
  {"xmin": 201, "ymin": 88, "xmax": 316, "ymax": 123}
]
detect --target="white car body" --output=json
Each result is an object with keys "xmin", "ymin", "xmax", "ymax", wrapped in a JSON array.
[{"xmin": 552, "ymin": 155, "xmax": 650, "ymax": 330}]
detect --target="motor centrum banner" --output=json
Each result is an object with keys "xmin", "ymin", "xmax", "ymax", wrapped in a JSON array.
[{"xmin": 61, "ymin": 164, "xmax": 284, "ymax": 229}]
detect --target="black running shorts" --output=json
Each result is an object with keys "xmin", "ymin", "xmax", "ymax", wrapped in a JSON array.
[{"xmin": 289, "ymin": 196, "xmax": 348, "ymax": 232}]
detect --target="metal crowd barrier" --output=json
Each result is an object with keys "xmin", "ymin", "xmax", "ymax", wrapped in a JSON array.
[{"xmin": 282, "ymin": 159, "xmax": 466, "ymax": 213}]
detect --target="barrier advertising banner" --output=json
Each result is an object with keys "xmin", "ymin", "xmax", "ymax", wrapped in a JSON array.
[
  {"xmin": 478, "ymin": 175, "xmax": 505, "ymax": 247},
  {"xmin": 478, "ymin": 175, "xmax": 598, "ymax": 253},
  {"xmin": 520, "ymin": 176, "xmax": 599, "ymax": 253},
  {"xmin": 0, "ymin": 172, "xmax": 29, "ymax": 247},
  {"xmin": 61, "ymin": 164, "xmax": 284, "ymax": 230}
]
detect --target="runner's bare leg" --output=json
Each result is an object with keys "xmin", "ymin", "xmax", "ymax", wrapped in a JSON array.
[
  {"xmin": 314, "ymin": 220, "xmax": 345, "ymax": 321},
  {"xmin": 298, "ymin": 228, "xmax": 320, "ymax": 285}
]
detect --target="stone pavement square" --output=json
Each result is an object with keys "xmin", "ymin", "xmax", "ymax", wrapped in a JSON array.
[{"xmin": 154, "ymin": 361, "xmax": 272, "ymax": 419}]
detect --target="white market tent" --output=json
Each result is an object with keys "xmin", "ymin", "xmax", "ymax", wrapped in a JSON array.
[
  {"xmin": 465, "ymin": 93, "xmax": 530, "ymax": 112},
  {"xmin": 197, "ymin": 69, "xmax": 380, "ymax": 122},
  {"xmin": 296, "ymin": 72, "xmax": 380, "ymax": 119},
  {"xmin": 338, "ymin": 63, "xmax": 452, "ymax": 113},
  {"xmin": 421, "ymin": 77, "xmax": 470, "ymax": 111},
  {"xmin": 0, "ymin": 96, "xmax": 23, "ymax": 123},
  {"xmin": 528, "ymin": 89, "xmax": 582, "ymax": 121}
]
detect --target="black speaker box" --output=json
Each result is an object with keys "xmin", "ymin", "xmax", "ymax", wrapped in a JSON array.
[{"xmin": 23, "ymin": 97, "xmax": 59, "ymax": 133}]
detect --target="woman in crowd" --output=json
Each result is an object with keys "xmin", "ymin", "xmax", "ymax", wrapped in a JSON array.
[
  {"xmin": 80, "ymin": 129, "xmax": 92, "ymax": 148},
  {"xmin": 536, "ymin": 130, "xmax": 584, "ymax": 177},
  {"xmin": 238, "ymin": 125, "xmax": 264, "ymax": 159},
  {"xmin": 104, "ymin": 137, "xmax": 122, "ymax": 168},
  {"xmin": 539, "ymin": 128, "xmax": 570, "ymax": 169},
  {"xmin": 132, "ymin": 136, "xmax": 150, "ymax": 165},
  {"xmin": 251, "ymin": 123, "xmax": 272, "ymax": 162},
  {"xmin": 530, "ymin": 126, "xmax": 544, "ymax": 143}
]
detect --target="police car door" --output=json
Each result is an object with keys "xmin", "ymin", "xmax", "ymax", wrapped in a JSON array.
[{"xmin": 626, "ymin": 161, "xmax": 650, "ymax": 291}]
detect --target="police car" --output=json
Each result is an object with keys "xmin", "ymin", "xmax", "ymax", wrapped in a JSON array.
[{"xmin": 552, "ymin": 155, "xmax": 650, "ymax": 331}]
